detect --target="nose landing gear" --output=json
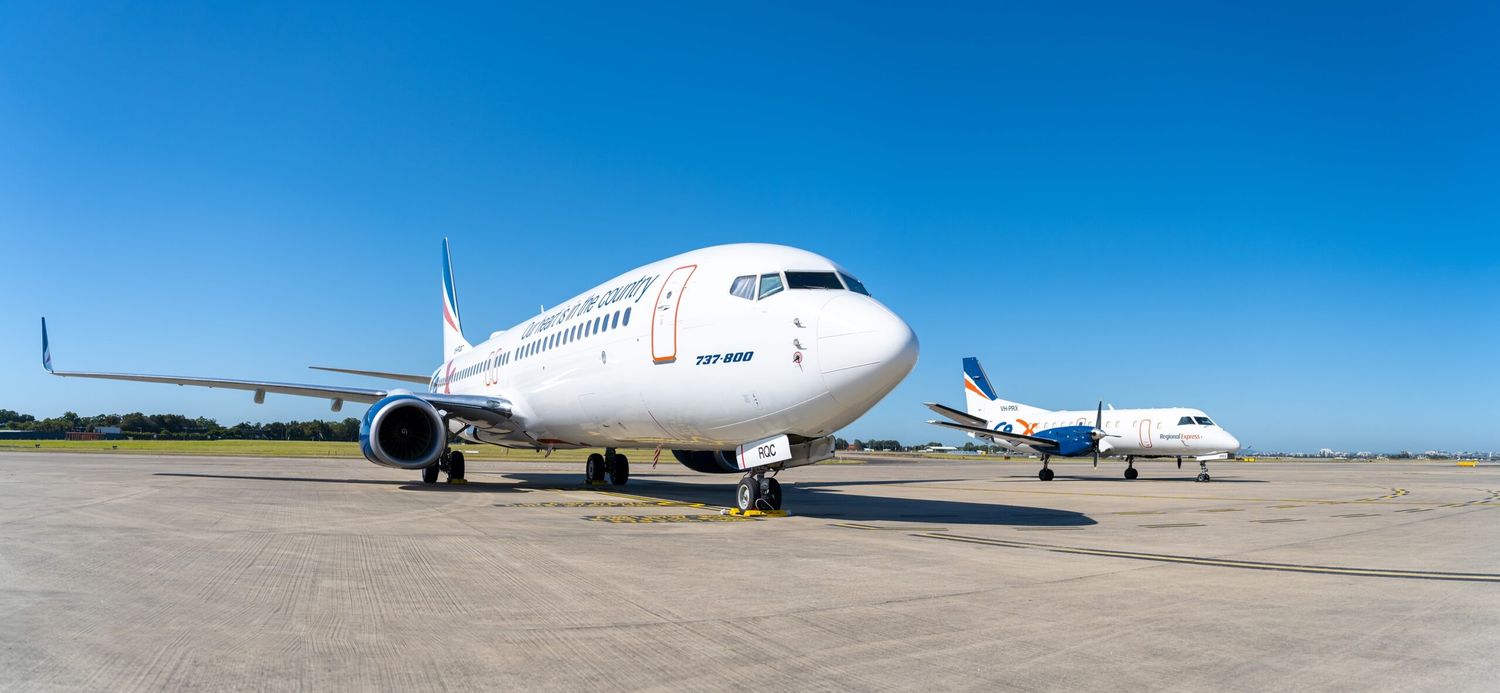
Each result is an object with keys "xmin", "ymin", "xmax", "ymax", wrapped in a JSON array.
[{"xmin": 1196, "ymin": 458, "xmax": 1211, "ymax": 483}]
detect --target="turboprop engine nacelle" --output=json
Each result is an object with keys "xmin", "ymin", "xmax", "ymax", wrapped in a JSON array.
[{"xmin": 359, "ymin": 395, "xmax": 446, "ymax": 470}]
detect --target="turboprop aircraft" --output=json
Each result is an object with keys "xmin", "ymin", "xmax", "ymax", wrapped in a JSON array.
[
  {"xmin": 925, "ymin": 357, "xmax": 1239, "ymax": 482},
  {"xmin": 40, "ymin": 241, "xmax": 919, "ymax": 512}
]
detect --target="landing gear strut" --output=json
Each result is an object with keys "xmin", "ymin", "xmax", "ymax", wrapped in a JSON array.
[
  {"xmin": 736, "ymin": 472, "xmax": 783, "ymax": 512},
  {"xmin": 1124, "ymin": 456, "xmax": 1138, "ymax": 480},
  {"xmin": 1038, "ymin": 455, "xmax": 1055, "ymax": 481},
  {"xmin": 586, "ymin": 449, "xmax": 631, "ymax": 486},
  {"xmin": 1196, "ymin": 458, "xmax": 1211, "ymax": 483}
]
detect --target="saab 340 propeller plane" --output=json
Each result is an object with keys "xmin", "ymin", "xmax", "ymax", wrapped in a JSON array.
[
  {"xmin": 41, "ymin": 241, "xmax": 919, "ymax": 512},
  {"xmin": 926, "ymin": 357, "xmax": 1240, "ymax": 482}
]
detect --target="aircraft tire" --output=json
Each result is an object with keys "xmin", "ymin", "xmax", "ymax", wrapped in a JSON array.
[
  {"xmin": 1197, "ymin": 472, "xmax": 1210, "ymax": 483},
  {"xmin": 586, "ymin": 453, "xmax": 605, "ymax": 483},
  {"xmin": 1039, "ymin": 468, "xmax": 1055, "ymax": 481},
  {"xmin": 761, "ymin": 477, "xmax": 783, "ymax": 510},
  {"xmin": 422, "ymin": 464, "xmax": 439, "ymax": 484},
  {"xmin": 1124, "ymin": 467, "xmax": 1139, "ymax": 480},
  {"xmin": 736, "ymin": 477, "xmax": 760, "ymax": 511},
  {"xmin": 448, "ymin": 451, "xmax": 465, "ymax": 481},
  {"xmin": 609, "ymin": 454, "xmax": 629, "ymax": 485}
]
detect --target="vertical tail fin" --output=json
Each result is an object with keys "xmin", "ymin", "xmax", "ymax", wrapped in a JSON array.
[
  {"xmin": 442, "ymin": 238, "xmax": 472, "ymax": 358},
  {"xmin": 962, "ymin": 357, "xmax": 1049, "ymax": 425}
]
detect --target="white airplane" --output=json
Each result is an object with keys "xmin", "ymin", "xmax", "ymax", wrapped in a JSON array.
[
  {"xmin": 925, "ymin": 357, "xmax": 1240, "ymax": 482},
  {"xmin": 41, "ymin": 241, "xmax": 919, "ymax": 512}
]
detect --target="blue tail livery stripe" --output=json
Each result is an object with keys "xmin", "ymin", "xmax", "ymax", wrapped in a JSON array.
[
  {"xmin": 962, "ymin": 357, "xmax": 996, "ymax": 400},
  {"xmin": 41, "ymin": 317, "xmax": 52, "ymax": 371},
  {"xmin": 442, "ymin": 239, "xmax": 461, "ymax": 329}
]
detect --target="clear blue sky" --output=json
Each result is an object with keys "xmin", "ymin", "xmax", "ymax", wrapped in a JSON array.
[{"xmin": 2, "ymin": 2, "xmax": 1495, "ymax": 452}]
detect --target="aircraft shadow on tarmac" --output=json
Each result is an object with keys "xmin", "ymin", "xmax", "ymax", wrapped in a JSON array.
[
  {"xmin": 155, "ymin": 471, "xmax": 1097, "ymax": 527},
  {"xmin": 496, "ymin": 472, "xmax": 1097, "ymax": 527}
]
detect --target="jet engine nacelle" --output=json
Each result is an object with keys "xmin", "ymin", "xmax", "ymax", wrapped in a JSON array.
[
  {"xmin": 359, "ymin": 395, "xmax": 446, "ymax": 470},
  {"xmin": 672, "ymin": 450, "xmax": 740, "ymax": 474}
]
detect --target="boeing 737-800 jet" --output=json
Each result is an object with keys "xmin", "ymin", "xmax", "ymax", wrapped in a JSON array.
[
  {"xmin": 926, "ymin": 357, "xmax": 1239, "ymax": 482},
  {"xmin": 41, "ymin": 241, "xmax": 919, "ymax": 511}
]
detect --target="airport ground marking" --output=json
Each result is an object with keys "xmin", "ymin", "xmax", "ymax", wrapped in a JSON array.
[
  {"xmin": 911, "ymin": 533, "xmax": 1500, "ymax": 582},
  {"xmin": 951, "ymin": 484, "xmax": 1439, "ymax": 506},
  {"xmin": 1141, "ymin": 523, "xmax": 1206, "ymax": 528}
]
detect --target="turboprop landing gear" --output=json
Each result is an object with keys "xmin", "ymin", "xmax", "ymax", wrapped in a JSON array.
[
  {"xmin": 1196, "ymin": 458, "xmax": 1211, "ymax": 483},
  {"xmin": 735, "ymin": 472, "xmax": 783, "ymax": 512},
  {"xmin": 1038, "ymin": 455, "xmax": 1055, "ymax": 481},
  {"xmin": 1124, "ymin": 456, "xmax": 1139, "ymax": 480}
]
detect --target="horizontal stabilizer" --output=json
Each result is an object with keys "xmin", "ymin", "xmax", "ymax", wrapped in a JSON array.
[
  {"xmin": 924, "ymin": 401, "xmax": 987, "ymax": 427},
  {"xmin": 310, "ymin": 366, "xmax": 432, "ymax": 385},
  {"xmin": 927, "ymin": 419, "xmax": 1059, "ymax": 451}
]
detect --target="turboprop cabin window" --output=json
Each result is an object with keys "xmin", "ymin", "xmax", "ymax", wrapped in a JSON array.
[
  {"xmin": 729, "ymin": 275, "xmax": 756, "ymax": 300},
  {"xmin": 786, "ymin": 271, "xmax": 844, "ymax": 290},
  {"xmin": 839, "ymin": 272, "xmax": 871, "ymax": 296},
  {"xmin": 1194, "ymin": 417, "xmax": 1215, "ymax": 426},
  {"xmin": 758, "ymin": 273, "xmax": 784, "ymax": 299}
]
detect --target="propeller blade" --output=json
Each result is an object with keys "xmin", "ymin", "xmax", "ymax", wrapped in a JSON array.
[{"xmin": 1093, "ymin": 450, "xmax": 1099, "ymax": 468}]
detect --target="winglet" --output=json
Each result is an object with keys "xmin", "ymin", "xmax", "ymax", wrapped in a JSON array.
[{"xmin": 41, "ymin": 317, "xmax": 53, "ymax": 372}]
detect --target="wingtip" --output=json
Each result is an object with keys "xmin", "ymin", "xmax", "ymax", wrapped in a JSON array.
[{"xmin": 41, "ymin": 317, "xmax": 53, "ymax": 372}]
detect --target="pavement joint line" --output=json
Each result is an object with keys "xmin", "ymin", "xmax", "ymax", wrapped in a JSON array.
[
  {"xmin": 909, "ymin": 532, "xmax": 1500, "ymax": 582},
  {"xmin": 1251, "ymin": 518, "xmax": 1304, "ymax": 523},
  {"xmin": 942, "ymin": 484, "xmax": 1449, "ymax": 505},
  {"xmin": 1141, "ymin": 523, "xmax": 1206, "ymax": 528}
]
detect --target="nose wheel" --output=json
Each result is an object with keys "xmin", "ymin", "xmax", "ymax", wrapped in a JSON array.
[
  {"xmin": 735, "ymin": 474, "xmax": 783, "ymax": 511},
  {"xmin": 1196, "ymin": 458, "xmax": 1211, "ymax": 482}
]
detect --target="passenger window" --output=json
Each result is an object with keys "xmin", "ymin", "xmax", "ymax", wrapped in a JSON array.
[
  {"xmin": 623, "ymin": 307, "xmax": 632, "ymax": 326},
  {"xmin": 839, "ymin": 272, "xmax": 871, "ymax": 296},
  {"xmin": 758, "ymin": 273, "xmax": 784, "ymax": 299},
  {"xmin": 785, "ymin": 271, "xmax": 844, "ymax": 290},
  {"xmin": 729, "ymin": 275, "xmax": 756, "ymax": 300},
  {"xmin": 612, "ymin": 311, "xmax": 620, "ymax": 329},
  {"xmin": 1178, "ymin": 416, "xmax": 1194, "ymax": 426}
]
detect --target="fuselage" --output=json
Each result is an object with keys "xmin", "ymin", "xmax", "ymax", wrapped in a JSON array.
[
  {"xmin": 429, "ymin": 244, "xmax": 919, "ymax": 450},
  {"xmin": 987, "ymin": 407, "xmax": 1241, "ymax": 458}
]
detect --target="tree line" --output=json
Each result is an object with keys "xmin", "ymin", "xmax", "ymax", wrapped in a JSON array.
[{"xmin": 0, "ymin": 409, "xmax": 362, "ymax": 441}]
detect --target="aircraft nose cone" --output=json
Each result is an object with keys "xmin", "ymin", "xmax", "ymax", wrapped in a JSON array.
[
  {"xmin": 1224, "ymin": 432, "xmax": 1242, "ymax": 453},
  {"xmin": 817, "ymin": 294, "xmax": 919, "ymax": 407}
]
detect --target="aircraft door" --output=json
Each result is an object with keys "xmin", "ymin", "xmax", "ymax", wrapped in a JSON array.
[
  {"xmin": 652, "ymin": 265, "xmax": 696, "ymax": 363},
  {"xmin": 1138, "ymin": 418, "xmax": 1153, "ymax": 448}
]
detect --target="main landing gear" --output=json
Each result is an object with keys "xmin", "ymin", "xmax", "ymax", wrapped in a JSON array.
[
  {"xmin": 1124, "ymin": 456, "xmax": 1138, "ymax": 480},
  {"xmin": 585, "ymin": 448, "xmax": 630, "ymax": 486},
  {"xmin": 735, "ymin": 472, "xmax": 783, "ymax": 512},
  {"xmin": 422, "ymin": 449, "xmax": 465, "ymax": 484},
  {"xmin": 1037, "ymin": 455, "xmax": 1055, "ymax": 481}
]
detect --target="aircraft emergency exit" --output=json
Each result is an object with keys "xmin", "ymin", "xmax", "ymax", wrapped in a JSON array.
[
  {"xmin": 41, "ymin": 241, "xmax": 919, "ymax": 511},
  {"xmin": 926, "ymin": 357, "xmax": 1240, "ymax": 482}
]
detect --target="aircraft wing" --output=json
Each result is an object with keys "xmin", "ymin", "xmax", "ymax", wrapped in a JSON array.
[
  {"xmin": 926, "ymin": 419, "xmax": 1060, "ymax": 451},
  {"xmin": 309, "ymin": 366, "xmax": 433, "ymax": 385},
  {"xmin": 923, "ymin": 401, "xmax": 988, "ymax": 427},
  {"xmin": 41, "ymin": 319, "xmax": 514, "ymax": 425}
]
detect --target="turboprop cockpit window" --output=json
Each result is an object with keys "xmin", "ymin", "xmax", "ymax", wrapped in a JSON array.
[
  {"xmin": 729, "ymin": 275, "xmax": 756, "ymax": 300},
  {"xmin": 1195, "ymin": 417, "xmax": 1216, "ymax": 426},
  {"xmin": 785, "ymin": 271, "xmax": 844, "ymax": 290},
  {"xmin": 839, "ymin": 272, "xmax": 871, "ymax": 296},
  {"xmin": 1178, "ymin": 416, "xmax": 1194, "ymax": 425},
  {"xmin": 758, "ymin": 273, "xmax": 784, "ymax": 299}
]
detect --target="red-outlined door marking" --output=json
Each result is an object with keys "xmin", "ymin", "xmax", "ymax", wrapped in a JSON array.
[
  {"xmin": 1138, "ymin": 419, "xmax": 1153, "ymax": 448},
  {"xmin": 652, "ymin": 265, "xmax": 696, "ymax": 363}
]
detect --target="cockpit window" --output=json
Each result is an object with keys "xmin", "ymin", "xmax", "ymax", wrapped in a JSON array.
[
  {"xmin": 1178, "ymin": 416, "xmax": 1194, "ymax": 426},
  {"xmin": 838, "ymin": 272, "xmax": 871, "ymax": 296},
  {"xmin": 729, "ymin": 275, "xmax": 756, "ymax": 300},
  {"xmin": 785, "ymin": 271, "xmax": 844, "ymax": 290},
  {"xmin": 758, "ymin": 273, "xmax": 784, "ymax": 299},
  {"xmin": 1194, "ymin": 417, "xmax": 1215, "ymax": 426}
]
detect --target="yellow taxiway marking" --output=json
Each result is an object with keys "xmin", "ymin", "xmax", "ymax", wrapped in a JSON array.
[{"xmin": 913, "ymin": 533, "xmax": 1500, "ymax": 582}]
